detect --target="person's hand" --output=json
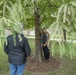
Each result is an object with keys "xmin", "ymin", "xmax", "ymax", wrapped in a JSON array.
[
  {"xmin": 44, "ymin": 43, "xmax": 47, "ymax": 46},
  {"xmin": 42, "ymin": 44, "xmax": 47, "ymax": 46}
]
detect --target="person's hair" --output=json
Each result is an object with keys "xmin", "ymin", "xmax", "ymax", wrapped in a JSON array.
[
  {"xmin": 43, "ymin": 28, "xmax": 46, "ymax": 30},
  {"xmin": 42, "ymin": 28, "xmax": 46, "ymax": 31},
  {"xmin": 42, "ymin": 28, "xmax": 47, "ymax": 35}
]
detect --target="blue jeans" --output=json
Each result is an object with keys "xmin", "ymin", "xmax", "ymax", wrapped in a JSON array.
[{"xmin": 9, "ymin": 64, "xmax": 25, "ymax": 75}]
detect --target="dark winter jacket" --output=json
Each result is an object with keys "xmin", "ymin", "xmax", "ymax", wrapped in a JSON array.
[{"xmin": 4, "ymin": 34, "xmax": 31, "ymax": 65}]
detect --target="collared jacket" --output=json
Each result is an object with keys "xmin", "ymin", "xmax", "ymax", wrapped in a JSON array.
[
  {"xmin": 41, "ymin": 32, "xmax": 50, "ymax": 48},
  {"xmin": 4, "ymin": 34, "xmax": 31, "ymax": 65}
]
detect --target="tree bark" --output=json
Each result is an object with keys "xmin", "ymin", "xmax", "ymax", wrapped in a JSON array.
[
  {"xmin": 63, "ymin": 29, "xmax": 66, "ymax": 43},
  {"xmin": 34, "ymin": 9, "xmax": 43, "ymax": 62}
]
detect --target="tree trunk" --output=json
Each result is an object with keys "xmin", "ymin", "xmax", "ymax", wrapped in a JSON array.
[
  {"xmin": 63, "ymin": 29, "xmax": 66, "ymax": 43},
  {"xmin": 34, "ymin": 9, "xmax": 43, "ymax": 62}
]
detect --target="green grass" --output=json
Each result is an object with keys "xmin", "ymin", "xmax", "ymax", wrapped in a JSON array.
[
  {"xmin": 50, "ymin": 40, "xmax": 76, "ymax": 58},
  {"xmin": 0, "ymin": 38, "xmax": 76, "ymax": 75},
  {"xmin": 28, "ymin": 38, "xmax": 35, "ymax": 52}
]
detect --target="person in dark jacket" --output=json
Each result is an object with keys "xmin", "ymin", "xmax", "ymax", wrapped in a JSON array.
[
  {"xmin": 4, "ymin": 24, "xmax": 31, "ymax": 75},
  {"xmin": 41, "ymin": 28, "xmax": 50, "ymax": 62}
]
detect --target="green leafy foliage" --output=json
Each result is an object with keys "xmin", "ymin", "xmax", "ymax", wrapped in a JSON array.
[
  {"xmin": 49, "ymin": 0, "xmax": 76, "ymax": 59},
  {"xmin": 0, "ymin": 0, "xmax": 76, "ymax": 59}
]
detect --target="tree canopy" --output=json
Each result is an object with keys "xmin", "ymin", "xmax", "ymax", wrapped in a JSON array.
[{"xmin": 0, "ymin": 0, "xmax": 76, "ymax": 59}]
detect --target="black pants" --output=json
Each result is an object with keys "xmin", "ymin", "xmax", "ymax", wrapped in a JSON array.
[{"xmin": 42, "ymin": 45, "xmax": 50, "ymax": 60}]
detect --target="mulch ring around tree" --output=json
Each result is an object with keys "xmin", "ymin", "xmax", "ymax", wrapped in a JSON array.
[{"xmin": 26, "ymin": 56, "xmax": 60, "ymax": 72}]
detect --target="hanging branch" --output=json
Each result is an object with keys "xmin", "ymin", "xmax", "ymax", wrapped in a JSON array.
[
  {"xmin": 47, "ymin": 0, "xmax": 59, "ymax": 8},
  {"xmin": 3, "ymin": 0, "xmax": 8, "ymax": 17},
  {"xmin": 34, "ymin": 0, "xmax": 38, "ymax": 13}
]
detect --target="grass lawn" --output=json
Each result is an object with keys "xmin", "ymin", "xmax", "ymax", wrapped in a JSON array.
[{"xmin": 0, "ymin": 38, "xmax": 76, "ymax": 75}]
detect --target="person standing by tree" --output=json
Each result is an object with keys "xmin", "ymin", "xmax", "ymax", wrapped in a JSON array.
[
  {"xmin": 4, "ymin": 24, "xmax": 31, "ymax": 75},
  {"xmin": 41, "ymin": 28, "xmax": 50, "ymax": 62}
]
